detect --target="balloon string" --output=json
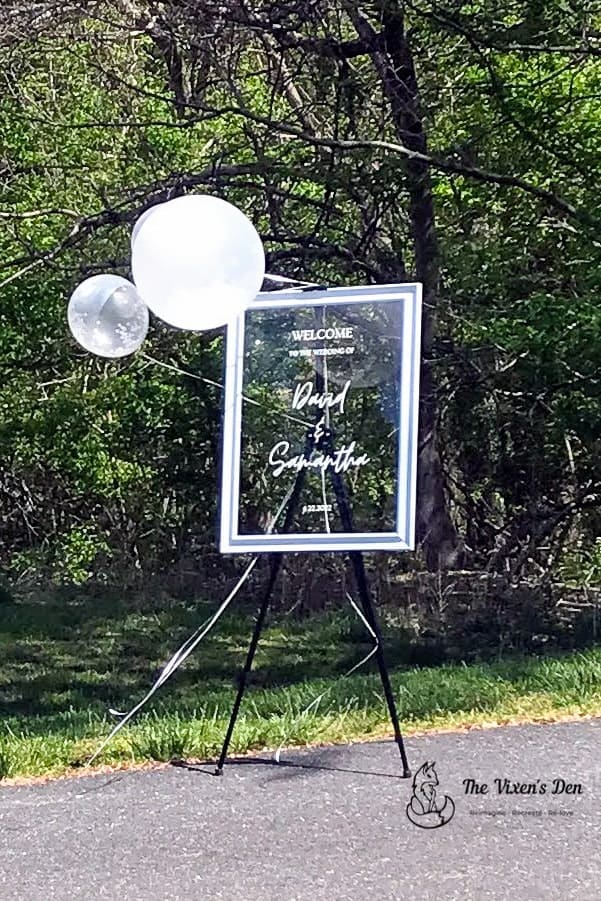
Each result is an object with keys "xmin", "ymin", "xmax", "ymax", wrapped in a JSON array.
[
  {"xmin": 123, "ymin": 299, "xmax": 333, "ymax": 766},
  {"xmin": 87, "ymin": 484, "xmax": 295, "ymax": 766},
  {"xmin": 320, "ymin": 310, "xmax": 331, "ymax": 534},
  {"xmin": 273, "ymin": 591, "xmax": 379, "ymax": 762},
  {"xmin": 138, "ymin": 352, "xmax": 311, "ymax": 428},
  {"xmin": 272, "ymin": 314, "xmax": 377, "ymax": 762},
  {"xmin": 263, "ymin": 273, "xmax": 325, "ymax": 290}
]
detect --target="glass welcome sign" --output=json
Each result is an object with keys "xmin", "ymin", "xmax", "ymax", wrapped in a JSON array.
[{"xmin": 220, "ymin": 284, "xmax": 422, "ymax": 553}]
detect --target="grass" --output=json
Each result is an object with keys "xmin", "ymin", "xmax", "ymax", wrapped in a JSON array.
[{"xmin": 1, "ymin": 588, "xmax": 601, "ymax": 781}]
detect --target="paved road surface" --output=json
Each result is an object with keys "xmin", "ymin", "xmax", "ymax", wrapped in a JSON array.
[{"xmin": 1, "ymin": 720, "xmax": 600, "ymax": 900}]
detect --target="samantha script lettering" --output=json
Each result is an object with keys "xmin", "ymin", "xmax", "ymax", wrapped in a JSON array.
[{"xmin": 268, "ymin": 441, "xmax": 370, "ymax": 477}]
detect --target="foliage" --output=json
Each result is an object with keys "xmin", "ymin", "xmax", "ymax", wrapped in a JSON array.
[{"xmin": 1, "ymin": 1, "xmax": 601, "ymax": 584}]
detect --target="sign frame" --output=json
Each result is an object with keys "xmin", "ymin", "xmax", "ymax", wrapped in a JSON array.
[{"xmin": 219, "ymin": 283, "xmax": 422, "ymax": 553}]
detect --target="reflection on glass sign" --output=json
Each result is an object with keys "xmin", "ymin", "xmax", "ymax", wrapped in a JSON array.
[{"xmin": 220, "ymin": 284, "xmax": 422, "ymax": 553}]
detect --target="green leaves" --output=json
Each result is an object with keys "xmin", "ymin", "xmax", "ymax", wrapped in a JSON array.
[{"xmin": 2, "ymin": 0, "xmax": 601, "ymax": 581}]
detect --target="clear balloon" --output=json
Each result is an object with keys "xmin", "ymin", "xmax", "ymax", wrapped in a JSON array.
[
  {"xmin": 131, "ymin": 194, "xmax": 265, "ymax": 331},
  {"xmin": 67, "ymin": 275, "xmax": 149, "ymax": 358}
]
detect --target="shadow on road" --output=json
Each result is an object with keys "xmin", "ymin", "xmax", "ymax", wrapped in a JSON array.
[{"xmin": 170, "ymin": 742, "xmax": 410, "ymax": 784}]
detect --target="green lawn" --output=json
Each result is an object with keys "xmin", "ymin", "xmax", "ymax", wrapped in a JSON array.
[{"xmin": 1, "ymin": 590, "xmax": 601, "ymax": 781}]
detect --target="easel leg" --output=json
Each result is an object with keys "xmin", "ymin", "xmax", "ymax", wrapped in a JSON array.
[
  {"xmin": 216, "ymin": 452, "xmax": 312, "ymax": 776},
  {"xmin": 349, "ymin": 550, "xmax": 411, "ymax": 777},
  {"xmin": 214, "ymin": 553, "xmax": 283, "ymax": 775}
]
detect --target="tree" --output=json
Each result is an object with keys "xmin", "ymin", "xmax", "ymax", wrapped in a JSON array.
[{"xmin": 1, "ymin": 0, "xmax": 600, "ymax": 583}]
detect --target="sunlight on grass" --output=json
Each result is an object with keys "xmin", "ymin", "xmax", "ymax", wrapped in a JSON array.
[
  {"xmin": 2, "ymin": 592, "xmax": 601, "ymax": 780},
  {"xmin": 2, "ymin": 650, "xmax": 601, "ymax": 780}
]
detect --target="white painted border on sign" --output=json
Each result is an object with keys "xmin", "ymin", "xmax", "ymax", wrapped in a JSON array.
[{"xmin": 220, "ymin": 283, "xmax": 422, "ymax": 553}]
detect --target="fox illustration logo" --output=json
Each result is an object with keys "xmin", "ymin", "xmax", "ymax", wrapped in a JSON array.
[{"xmin": 406, "ymin": 761, "xmax": 455, "ymax": 829}]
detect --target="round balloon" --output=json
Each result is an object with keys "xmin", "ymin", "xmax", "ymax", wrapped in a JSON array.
[
  {"xmin": 67, "ymin": 274, "xmax": 149, "ymax": 358},
  {"xmin": 131, "ymin": 203, "xmax": 162, "ymax": 249},
  {"xmin": 131, "ymin": 194, "xmax": 265, "ymax": 331}
]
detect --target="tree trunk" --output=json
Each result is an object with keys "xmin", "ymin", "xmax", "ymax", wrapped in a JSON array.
[{"xmin": 348, "ymin": 2, "xmax": 464, "ymax": 569}]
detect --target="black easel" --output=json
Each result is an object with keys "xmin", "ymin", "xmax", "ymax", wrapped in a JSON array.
[{"xmin": 214, "ymin": 424, "xmax": 411, "ymax": 778}]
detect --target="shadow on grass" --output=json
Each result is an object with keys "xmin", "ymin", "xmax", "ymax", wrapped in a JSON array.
[
  {"xmin": 0, "ymin": 590, "xmax": 414, "ymax": 722},
  {"xmin": 5, "ymin": 587, "xmax": 601, "ymax": 762}
]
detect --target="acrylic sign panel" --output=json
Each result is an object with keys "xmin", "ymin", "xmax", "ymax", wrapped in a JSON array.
[{"xmin": 220, "ymin": 284, "xmax": 422, "ymax": 553}]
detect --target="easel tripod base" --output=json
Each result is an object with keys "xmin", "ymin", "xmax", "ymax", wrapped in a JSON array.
[
  {"xmin": 213, "ymin": 547, "xmax": 411, "ymax": 778},
  {"xmin": 215, "ymin": 428, "xmax": 412, "ymax": 778}
]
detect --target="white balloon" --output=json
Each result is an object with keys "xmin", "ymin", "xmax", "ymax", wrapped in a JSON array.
[
  {"xmin": 68, "ymin": 274, "xmax": 149, "ymax": 358},
  {"xmin": 131, "ymin": 204, "xmax": 162, "ymax": 249},
  {"xmin": 131, "ymin": 194, "xmax": 265, "ymax": 331}
]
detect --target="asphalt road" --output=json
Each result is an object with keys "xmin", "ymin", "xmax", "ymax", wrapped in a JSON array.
[{"xmin": 1, "ymin": 720, "xmax": 600, "ymax": 901}]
